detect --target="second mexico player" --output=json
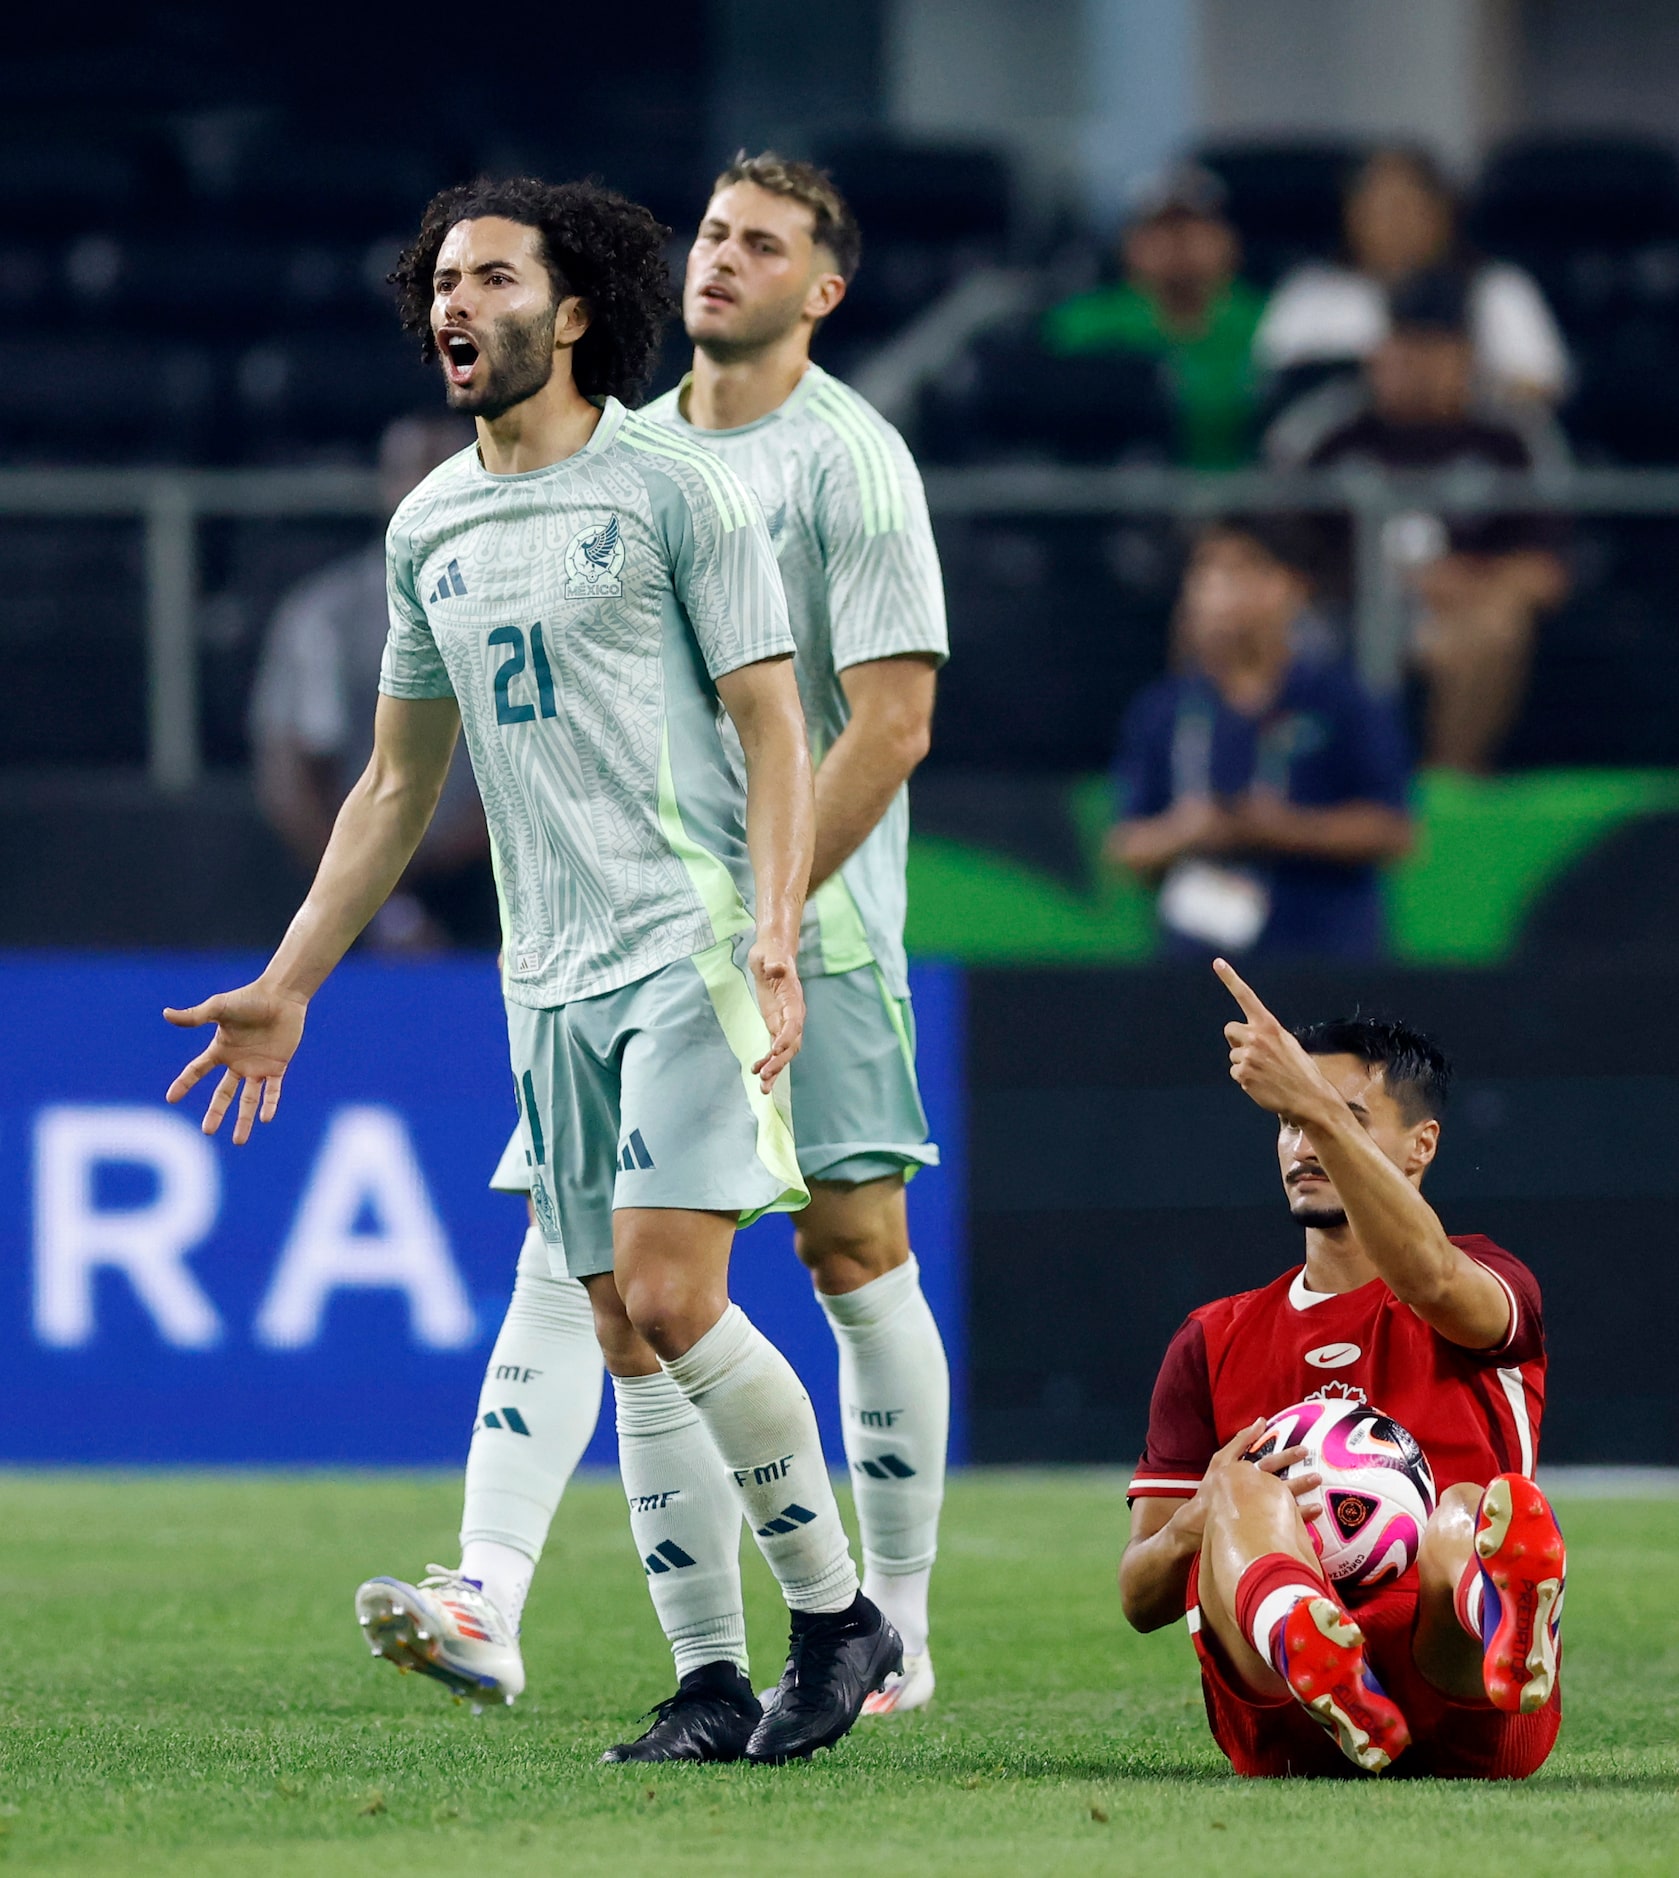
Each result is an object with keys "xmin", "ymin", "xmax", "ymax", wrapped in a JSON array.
[{"xmin": 373, "ymin": 153, "xmax": 952, "ymax": 1744}]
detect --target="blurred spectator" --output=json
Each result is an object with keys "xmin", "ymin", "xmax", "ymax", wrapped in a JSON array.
[
  {"xmin": 1269, "ymin": 269, "xmax": 1573, "ymax": 774},
  {"xmin": 1041, "ymin": 163, "xmax": 1264, "ymax": 468},
  {"xmin": 1108, "ymin": 517, "xmax": 1413, "ymax": 961},
  {"xmin": 1255, "ymin": 145, "xmax": 1569, "ymax": 407},
  {"xmin": 249, "ymin": 413, "xmax": 494, "ymax": 952}
]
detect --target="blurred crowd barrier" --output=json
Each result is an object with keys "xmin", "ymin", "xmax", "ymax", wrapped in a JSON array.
[{"xmin": 8, "ymin": 462, "xmax": 1679, "ymax": 787}]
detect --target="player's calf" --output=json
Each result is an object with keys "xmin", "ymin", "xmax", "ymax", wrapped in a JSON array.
[{"xmin": 1460, "ymin": 1473, "xmax": 1566, "ymax": 1715}]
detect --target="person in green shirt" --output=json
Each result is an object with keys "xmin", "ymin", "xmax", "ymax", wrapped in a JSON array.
[{"xmin": 1043, "ymin": 162, "xmax": 1264, "ymax": 469}]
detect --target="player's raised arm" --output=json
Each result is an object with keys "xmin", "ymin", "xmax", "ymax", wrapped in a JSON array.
[
  {"xmin": 1213, "ymin": 958, "xmax": 1511, "ymax": 1349},
  {"xmin": 164, "ymin": 693, "xmax": 462, "ymax": 1142},
  {"xmin": 716, "ymin": 655, "xmax": 814, "ymax": 1090}
]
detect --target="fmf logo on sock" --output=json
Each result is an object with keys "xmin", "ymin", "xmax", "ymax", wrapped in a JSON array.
[
  {"xmin": 630, "ymin": 1490, "xmax": 681, "ymax": 1512},
  {"xmin": 493, "ymin": 1364, "xmax": 541, "ymax": 1383},
  {"xmin": 850, "ymin": 1407, "xmax": 903, "ymax": 1427},
  {"xmin": 734, "ymin": 1454, "xmax": 794, "ymax": 1488}
]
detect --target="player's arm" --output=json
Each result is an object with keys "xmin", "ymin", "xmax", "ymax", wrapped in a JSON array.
[
  {"xmin": 1215, "ymin": 959, "xmax": 1513, "ymax": 1350},
  {"xmin": 164, "ymin": 694, "xmax": 461, "ymax": 1143},
  {"xmin": 808, "ymin": 654, "xmax": 938, "ymax": 890},
  {"xmin": 810, "ymin": 417, "xmax": 946, "ymax": 892},
  {"xmin": 1120, "ymin": 1422, "xmax": 1322, "ymax": 1631},
  {"xmin": 716, "ymin": 655, "xmax": 815, "ymax": 1091}
]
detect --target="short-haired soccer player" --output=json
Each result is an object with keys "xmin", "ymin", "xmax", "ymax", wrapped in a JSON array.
[
  {"xmin": 361, "ymin": 152, "xmax": 953, "ymax": 1756},
  {"xmin": 163, "ymin": 176, "xmax": 898, "ymax": 1765},
  {"xmin": 1121, "ymin": 960, "xmax": 1566, "ymax": 1777}
]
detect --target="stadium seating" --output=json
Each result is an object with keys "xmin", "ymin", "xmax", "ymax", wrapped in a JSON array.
[
  {"xmin": 1194, "ymin": 138, "xmax": 1366, "ymax": 287},
  {"xmin": 919, "ymin": 328, "xmax": 1176, "ymax": 466}
]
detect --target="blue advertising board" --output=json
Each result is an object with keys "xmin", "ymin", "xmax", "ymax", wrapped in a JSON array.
[{"xmin": 0, "ymin": 954, "xmax": 964, "ymax": 1470}]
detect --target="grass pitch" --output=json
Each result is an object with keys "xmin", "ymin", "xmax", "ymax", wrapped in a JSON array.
[{"xmin": 0, "ymin": 1472, "xmax": 1673, "ymax": 1876}]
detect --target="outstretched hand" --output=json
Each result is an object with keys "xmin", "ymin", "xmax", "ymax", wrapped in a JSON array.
[
  {"xmin": 748, "ymin": 944, "xmax": 805, "ymax": 1092},
  {"xmin": 1214, "ymin": 957, "xmax": 1336, "ymax": 1122},
  {"xmin": 164, "ymin": 980, "xmax": 308, "ymax": 1144}
]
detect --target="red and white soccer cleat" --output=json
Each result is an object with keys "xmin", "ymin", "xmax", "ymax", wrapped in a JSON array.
[
  {"xmin": 1277, "ymin": 1596, "xmax": 1412, "ymax": 1773},
  {"xmin": 860, "ymin": 1649, "xmax": 935, "ymax": 1716},
  {"xmin": 1474, "ymin": 1473, "xmax": 1566, "ymax": 1714}
]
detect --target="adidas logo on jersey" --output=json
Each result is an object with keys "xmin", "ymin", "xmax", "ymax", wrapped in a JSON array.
[
  {"xmin": 618, "ymin": 1129, "xmax": 655, "ymax": 1171},
  {"xmin": 429, "ymin": 558, "xmax": 468, "ymax": 602}
]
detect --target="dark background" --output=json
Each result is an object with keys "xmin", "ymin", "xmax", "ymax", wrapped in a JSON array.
[{"xmin": 966, "ymin": 965, "xmax": 1679, "ymax": 1466}]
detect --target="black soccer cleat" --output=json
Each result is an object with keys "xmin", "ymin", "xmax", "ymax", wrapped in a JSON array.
[
  {"xmin": 600, "ymin": 1661, "xmax": 762, "ymax": 1764},
  {"xmin": 743, "ymin": 1594, "xmax": 903, "ymax": 1764}
]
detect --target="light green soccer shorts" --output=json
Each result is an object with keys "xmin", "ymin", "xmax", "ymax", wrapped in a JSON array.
[
  {"xmin": 792, "ymin": 965, "xmax": 940, "ymax": 1186},
  {"xmin": 503, "ymin": 935, "xmax": 808, "ymax": 1281},
  {"xmin": 492, "ymin": 954, "xmax": 939, "ymax": 1262}
]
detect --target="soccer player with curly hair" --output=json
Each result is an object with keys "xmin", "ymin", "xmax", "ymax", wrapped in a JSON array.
[
  {"xmin": 401, "ymin": 152, "xmax": 955, "ymax": 1752},
  {"xmin": 164, "ymin": 176, "xmax": 900, "ymax": 1764}
]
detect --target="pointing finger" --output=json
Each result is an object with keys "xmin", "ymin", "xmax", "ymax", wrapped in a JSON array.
[{"xmin": 1212, "ymin": 957, "xmax": 1272, "ymax": 1025}]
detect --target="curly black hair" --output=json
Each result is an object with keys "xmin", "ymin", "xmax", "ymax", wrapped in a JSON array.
[{"xmin": 390, "ymin": 176, "xmax": 677, "ymax": 406}]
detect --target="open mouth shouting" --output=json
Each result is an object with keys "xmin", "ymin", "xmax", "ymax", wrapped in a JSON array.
[{"xmin": 439, "ymin": 327, "xmax": 482, "ymax": 388}]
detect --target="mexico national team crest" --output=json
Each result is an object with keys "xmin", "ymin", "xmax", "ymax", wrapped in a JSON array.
[{"xmin": 565, "ymin": 514, "xmax": 625, "ymax": 598}]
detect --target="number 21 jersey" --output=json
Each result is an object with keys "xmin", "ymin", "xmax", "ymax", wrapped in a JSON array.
[{"xmin": 380, "ymin": 398, "xmax": 795, "ymax": 1008}]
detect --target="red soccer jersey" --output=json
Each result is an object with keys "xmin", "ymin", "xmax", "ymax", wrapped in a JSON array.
[{"xmin": 1128, "ymin": 1235, "xmax": 1546, "ymax": 1501}]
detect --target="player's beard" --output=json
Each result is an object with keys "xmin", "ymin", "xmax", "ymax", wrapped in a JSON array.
[
  {"xmin": 688, "ymin": 291, "xmax": 806, "ymax": 365},
  {"xmin": 442, "ymin": 302, "xmax": 558, "ymax": 420},
  {"xmin": 1288, "ymin": 1195, "xmax": 1350, "ymax": 1230}
]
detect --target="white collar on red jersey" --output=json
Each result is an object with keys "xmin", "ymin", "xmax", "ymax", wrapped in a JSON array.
[{"xmin": 1288, "ymin": 1267, "xmax": 1340, "ymax": 1311}]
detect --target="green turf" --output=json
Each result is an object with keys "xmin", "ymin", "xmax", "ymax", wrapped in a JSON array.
[{"xmin": 0, "ymin": 1473, "xmax": 1673, "ymax": 1876}]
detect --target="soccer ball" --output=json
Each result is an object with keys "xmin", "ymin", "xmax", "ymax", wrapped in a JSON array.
[{"xmin": 1243, "ymin": 1398, "xmax": 1437, "ymax": 1594}]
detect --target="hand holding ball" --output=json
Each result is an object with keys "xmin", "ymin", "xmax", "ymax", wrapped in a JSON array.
[{"xmin": 1244, "ymin": 1398, "xmax": 1437, "ymax": 1594}]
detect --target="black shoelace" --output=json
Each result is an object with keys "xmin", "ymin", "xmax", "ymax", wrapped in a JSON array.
[{"xmin": 779, "ymin": 1617, "xmax": 863, "ymax": 1707}]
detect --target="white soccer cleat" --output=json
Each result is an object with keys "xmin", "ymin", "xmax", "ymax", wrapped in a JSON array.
[
  {"xmin": 860, "ymin": 1648, "xmax": 935, "ymax": 1716},
  {"xmin": 355, "ymin": 1565, "xmax": 524, "ymax": 1708}
]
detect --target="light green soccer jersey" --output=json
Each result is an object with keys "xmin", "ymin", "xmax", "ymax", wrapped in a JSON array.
[
  {"xmin": 643, "ymin": 363, "xmax": 948, "ymax": 999},
  {"xmin": 380, "ymin": 397, "xmax": 795, "ymax": 1009}
]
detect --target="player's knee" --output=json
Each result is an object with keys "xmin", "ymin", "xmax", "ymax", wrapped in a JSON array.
[
  {"xmin": 1424, "ymin": 1481, "xmax": 1482, "ymax": 1548},
  {"xmin": 795, "ymin": 1218, "xmax": 906, "ymax": 1289},
  {"xmin": 583, "ymin": 1276, "xmax": 648, "ymax": 1371},
  {"xmin": 614, "ymin": 1268, "xmax": 721, "ymax": 1361},
  {"xmin": 794, "ymin": 1181, "xmax": 910, "ymax": 1289},
  {"xmin": 1201, "ymin": 1458, "xmax": 1282, "ymax": 1527}
]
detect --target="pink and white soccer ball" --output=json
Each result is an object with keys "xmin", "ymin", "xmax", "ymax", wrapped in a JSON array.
[{"xmin": 1244, "ymin": 1398, "xmax": 1438, "ymax": 1593}]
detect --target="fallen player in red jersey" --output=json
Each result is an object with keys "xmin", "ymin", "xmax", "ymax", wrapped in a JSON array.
[{"xmin": 1119, "ymin": 960, "xmax": 1565, "ymax": 1777}]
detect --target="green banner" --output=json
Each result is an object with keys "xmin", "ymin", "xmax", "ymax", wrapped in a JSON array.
[{"xmin": 905, "ymin": 769, "xmax": 1679, "ymax": 965}]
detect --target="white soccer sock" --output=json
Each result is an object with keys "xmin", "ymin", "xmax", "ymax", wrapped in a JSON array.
[
  {"xmin": 1248, "ymin": 1586, "xmax": 1314, "ymax": 1670},
  {"xmin": 458, "ymin": 1227, "xmax": 604, "ymax": 1629},
  {"xmin": 458, "ymin": 1539, "xmax": 534, "ymax": 1628},
  {"xmin": 818, "ymin": 1255, "xmax": 948, "ymax": 1658},
  {"xmin": 661, "ymin": 1305, "xmax": 859, "ymax": 1615},
  {"xmin": 613, "ymin": 1370, "xmax": 748, "ymax": 1678}
]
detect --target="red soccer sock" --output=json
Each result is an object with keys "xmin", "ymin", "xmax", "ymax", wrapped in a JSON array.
[{"xmin": 1234, "ymin": 1551, "xmax": 1330, "ymax": 1673}]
